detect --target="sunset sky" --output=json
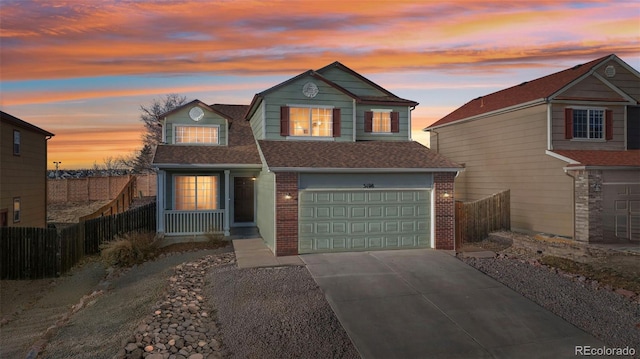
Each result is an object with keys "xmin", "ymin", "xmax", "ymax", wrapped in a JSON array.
[{"xmin": 1, "ymin": 0, "xmax": 638, "ymax": 169}]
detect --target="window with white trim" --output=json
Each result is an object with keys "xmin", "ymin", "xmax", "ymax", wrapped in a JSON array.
[
  {"xmin": 573, "ymin": 109, "xmax": 604, "ymax": 139},
  {"xmin": 13, "ymin": 198, "xmax": 20, "ymax": 223},
  {"xmin": 289, "ymin": 107, "xmax": 333, "ymax": 137},
  {"xmin": 174, "ymin": 175, "xmax": 218, "ymax": 210},
  {"xmin": 372, "ymin": 110, "xmax": 391, "ymax": 133},
  {"xmin": 175, "ymin": 126, "xmax": 219, "ymax": 144}
]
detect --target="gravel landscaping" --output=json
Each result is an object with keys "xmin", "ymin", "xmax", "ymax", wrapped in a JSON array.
[{"xmin": 461, "ymin": 255, "xmax": 640, "ymax": 351}]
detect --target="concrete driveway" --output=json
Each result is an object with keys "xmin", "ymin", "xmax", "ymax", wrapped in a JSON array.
[{"xmin": 302, "ymin": 249, "xmax": 604, "ymax": 359}]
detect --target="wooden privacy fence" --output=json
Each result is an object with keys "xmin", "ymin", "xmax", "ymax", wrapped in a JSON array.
[
  {"xmin": 455, "ymin": 190, "xmax": 510, "ymax": 248},
  {"xmin": 0, "ymin": 202, "xmax": 156, "ymax": 280}
]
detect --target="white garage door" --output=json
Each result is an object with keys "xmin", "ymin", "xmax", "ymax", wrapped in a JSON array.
[{"xmin": 298, "ymin": 189, "xmax": 431, "ymax": 253}]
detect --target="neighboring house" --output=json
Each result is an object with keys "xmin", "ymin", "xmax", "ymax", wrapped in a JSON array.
[
  {"xmin": 426, "ymin": 54, "xmax": 640, "ymax": 243},
  {"xmin": 153, "ymin": 62, "xmax": 462, "ymax": 256},
  {"xmin": 0, "ymin": 111, "xmax": 54, "ymax": 228}
]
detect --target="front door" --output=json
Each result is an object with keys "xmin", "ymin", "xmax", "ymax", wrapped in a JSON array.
[{"xmin": 234, "ymin": 177, "xmax": 255, "ymax": 223}]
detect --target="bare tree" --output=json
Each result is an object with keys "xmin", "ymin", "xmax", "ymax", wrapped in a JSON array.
[
  {"xmin": 134, "ymin": 94, "xmax": 188, "ymax": 171},
  {"xmin": 140, "ymin": 93, "xmax": 188, "ymax": 149}
]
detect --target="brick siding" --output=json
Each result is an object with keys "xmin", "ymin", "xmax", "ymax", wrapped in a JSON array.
[
  {"xmin": 434, "ymin": 172, "xmax": 456, "ymax": 250},
  {"xmin": 275, "ymin": 172, "xmax": 299, "ymax": 256}
]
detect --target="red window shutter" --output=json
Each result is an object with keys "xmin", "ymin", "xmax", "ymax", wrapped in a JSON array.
[
  {"xmin": 390, "ymin": 112, "xmax": 400, "ymax": 133},
  {"xmin": 332, "ymin": 108, "xmax": 341, "ymax": 137},
  {"xmin": 605, "ymin": 110, "xmax": 613, "ymax": 140},
  {"xmin": 280, "ymin": 106, "xmax": 289, "ymax": 136},
  {"xmin": 564, "ymin": 108, "xmax": 573, "ymax": 139},
  {"xmin": 364, "ymin": 111, "xmax": 373, "ymax": 133}
]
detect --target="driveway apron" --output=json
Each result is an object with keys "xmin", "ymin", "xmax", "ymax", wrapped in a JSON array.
[{"xmin": 302, "ymin": 249, "xmax": 604, "ymax": 359}]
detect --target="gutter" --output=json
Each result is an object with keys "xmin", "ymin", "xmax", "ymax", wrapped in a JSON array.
[
  {"xmin": 154, "ymin": 163, "xmax": 262, "ymax": 170},
  {"xmin": 563, "ymin": 165, "xmax": 640, "ymax": 172},
  {"xmin": 267, "ymin": 167, "xmax": 464, "ymax": 173}
]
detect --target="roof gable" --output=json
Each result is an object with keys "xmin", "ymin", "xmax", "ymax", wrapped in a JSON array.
[
  {"xmin": 427, "ymin": 54, "xmax": 627, "ymax": 129},
  {"xmin": 0, "ymin": 111, "xmax": 54, "ymax": 137},
  {"xmin": 245, "ymin": 61, "xmax": 418, "ymax": 119},
  {"xmin": 160, "ymin": 99, "xmax": 234, "ymax": 121}
]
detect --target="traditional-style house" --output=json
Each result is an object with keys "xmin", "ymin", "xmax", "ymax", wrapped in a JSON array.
[
  {"xmin": 0, "ymin": 111, "xmax": 54, "ymax": 227},
  {"xmin": 153, "ymin": 62, "xmax": 462, "ymax": 255},
  {"xmin": 426, "ymin": 54, "xmax": 640, "ymax": 243}
]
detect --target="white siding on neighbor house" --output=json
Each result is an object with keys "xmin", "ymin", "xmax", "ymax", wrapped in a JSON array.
[
  {"xmin": 262, "ymin": 75, "xmax": 354, "ymax": 141},
  {"xmin": 433, "ymin": 104, "xmax": 574, "ymax": 237},
  {"xmin": 255, "ymin": 169, "xmax": 276, "ymax": 251}
]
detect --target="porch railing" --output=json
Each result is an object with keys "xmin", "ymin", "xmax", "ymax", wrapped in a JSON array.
[{"xmin": 164, "ymin": 210, "xmax": 225, "ymax": 235}]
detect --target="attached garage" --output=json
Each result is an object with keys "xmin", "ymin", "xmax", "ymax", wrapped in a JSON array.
[{"xmin": 297, "ymin": 173, "xmax": 433, "ymax": 253}]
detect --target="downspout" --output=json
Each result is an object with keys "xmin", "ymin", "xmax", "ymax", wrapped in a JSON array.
[
  {"xmin": 352, "ymin": 99, "xmax": 356, "ymax": 142},
  {"xmin": 546, "ymin": 102, "xmax": 553, "ymax": 150}
]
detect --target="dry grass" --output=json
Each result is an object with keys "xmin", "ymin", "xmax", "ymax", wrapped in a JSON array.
[{"xmin": 100, "ymin": 231, "xmax": 158, "ymax": 267}]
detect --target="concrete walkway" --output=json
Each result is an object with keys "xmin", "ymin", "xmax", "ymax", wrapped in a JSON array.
[
  {"xmin": 302, "ymin": 249, "xmax": 604, "ymax": 359},
  {"xmin": 232, "ymin": 239, "xmax": 304, "ymax": 268}
]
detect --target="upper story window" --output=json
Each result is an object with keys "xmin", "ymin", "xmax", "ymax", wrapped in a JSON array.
[
  {"xmin": 13, "ymin": 130, "xmax": 20, "ymax": 155},
  {"xmin": 175, "ymin": 125, "xmax": 219, "ymax": 144},
  {"xmin": 574, "ymin": 109, "xmax": 603, "ymax": 139},
  {"xmin": 290, "ymin": 107, "xmax": 332, "ymax": 137},
  {"xmin": 280, "ymin": 106, "xmax": 341, "ymax": 138},
  {"xmin": 565, "ymin": 107, "xmax": 612, "ymax": 141},
  {"xmin": 365, "ymin": 111, "xmax": 400, "ymax": 133}
]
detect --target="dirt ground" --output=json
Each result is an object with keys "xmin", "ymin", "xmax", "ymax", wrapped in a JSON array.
[{"xmin": 47, "ymin": 201, "xmax": 111, "ymax": 223}]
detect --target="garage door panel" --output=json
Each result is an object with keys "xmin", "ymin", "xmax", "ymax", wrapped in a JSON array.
[{"xmin": 299, "ymin": 189, "xmax": 431, "ymax": 253}]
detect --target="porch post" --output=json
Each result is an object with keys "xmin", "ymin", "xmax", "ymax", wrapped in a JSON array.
[
  {"xmin": 224, "ymin": 170, "xmax": 230, "ymax": 236},
  {"xmin": 156, "ymin": 170, "xmax": 165, "ymax": 234}
]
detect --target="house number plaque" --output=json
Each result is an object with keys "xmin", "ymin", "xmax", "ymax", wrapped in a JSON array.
[{"xmin": 363, "ymin": 183, "xmax": 375, "ymax": 188}]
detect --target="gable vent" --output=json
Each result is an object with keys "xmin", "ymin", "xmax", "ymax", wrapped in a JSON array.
[{"xmin": 605, "ymin": 65, "xmax": 616, "ymax": 78}]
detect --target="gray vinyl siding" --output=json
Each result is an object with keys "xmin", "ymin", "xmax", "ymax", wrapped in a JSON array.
[
  {"xmin": 356, "ymin": 105, "xmax": 410, "ymax": 141},
  {"xmin": 249, "ymin": 101, "xmax": 265, "ymax": 140},
  {"xmin": 256, "ymin": 169, "xmax": 276, "ymax": 251},
  {"xmin": 299, "ymin": 173, "xmax": 433, "ymax": 189},
  {"xmin": 551, "ymin": 104, "xmax": 626, "ymax": 151},
  {"xmin": 164, "ymin": 106, "xmax": 228, "ymax": 146},
  {"xmin": 262, "ymin": 75, "xmax": 354, "ymax": 141},
  {"xmin": 433, "ymin": 104, "xmax": 574, "ymax": 237},
  {"xmin": 318, "ymin": 67, "xmax": 387, "ymax": 97}
]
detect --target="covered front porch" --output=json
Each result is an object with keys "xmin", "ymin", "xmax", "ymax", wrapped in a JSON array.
[{"xmin": 156, "ymin": 167, "xmax": 260, "ymax": 237}]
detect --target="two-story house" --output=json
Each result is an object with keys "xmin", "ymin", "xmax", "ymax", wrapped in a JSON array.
[
  {"xmin": 0, "ymin": 111, "xmax": 54, "ymax": 228},
  {"xmin": 425, "ymin": 54, "xmax": 640, "ymax": 243},
  {"xmin": 153, "ymin": 62, "xmax": 462, "ymax": 256}
]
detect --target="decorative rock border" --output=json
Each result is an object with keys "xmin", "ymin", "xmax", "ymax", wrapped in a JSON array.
[{"xmin": 118, "ymin": 253, "xmax": 235, "ymax": 359}]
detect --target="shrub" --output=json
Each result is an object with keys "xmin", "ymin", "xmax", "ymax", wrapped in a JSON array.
[
  {"xmin": 205, "ymin": 229, "xmax": 225, "ymax": 247},
  {"xmin": 100, "ymin": 231, "xmax": 158, "ymax": 267}
]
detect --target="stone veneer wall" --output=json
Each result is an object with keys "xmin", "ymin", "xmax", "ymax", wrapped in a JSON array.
[
  {"xmin": 434, "ymin": 172, "xmax": 456, "ymax": 250},
  {"xmin": 274, "ymin": 172, "xmax": 299, "ymax": 256},
  {"xmin": 573, "ymin": 169, "xmax": 603, "ymax": 242}
]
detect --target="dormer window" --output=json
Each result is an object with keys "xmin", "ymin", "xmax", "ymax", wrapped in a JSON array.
[{"xmin": 175, "ymin": 125, "xmax": 219, "ymax": 144}]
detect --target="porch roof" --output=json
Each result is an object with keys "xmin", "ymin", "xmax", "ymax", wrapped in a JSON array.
[
  {"xmin": 257, "ymin": 140, "xmax": 462, "ymax": 171},
  {"xmin": 552, "ymin": 150, "xmax": 640, "ymax": 167}
]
